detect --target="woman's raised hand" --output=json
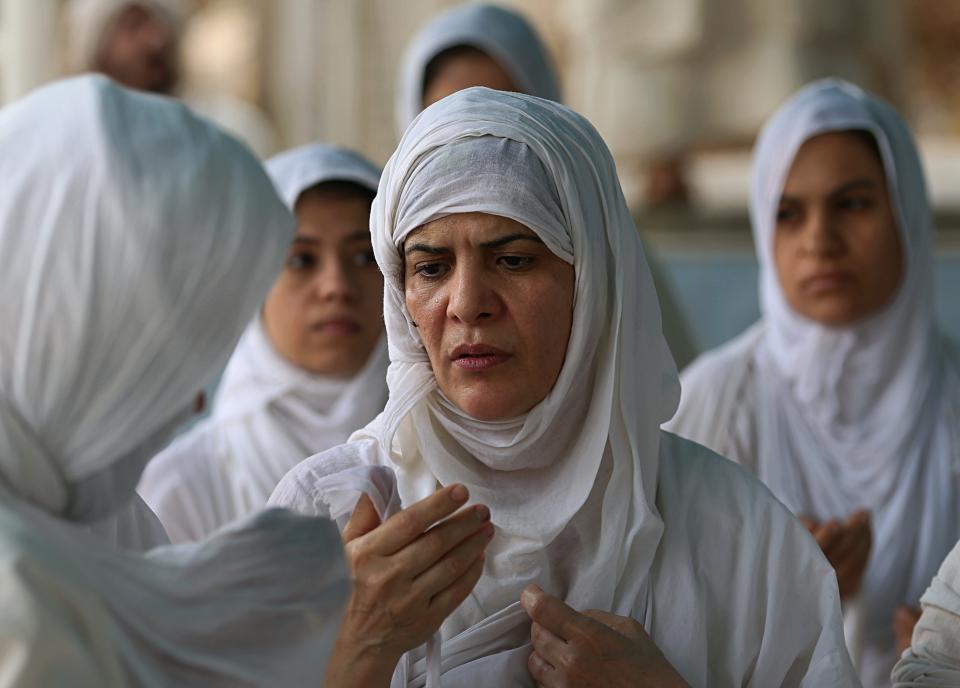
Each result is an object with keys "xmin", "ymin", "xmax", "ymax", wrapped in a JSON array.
[
  {"xmin": 799, "ymin": 509, "xmax": 872, "ymax": 599},
  {"xmin": 324, "ymin": 484, "xmax": 494, "ymax": 688},
  {"xmin": 521, "ymin": 584, "xmax": 690, "ymax": 688}
]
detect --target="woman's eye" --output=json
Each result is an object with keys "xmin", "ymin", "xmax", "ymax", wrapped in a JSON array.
[
  {"xmin": 837, "ymin": 196, "xmax": 873, "ymax": 212},
  {"xmin": 776, "ymin": 206, "xmax": 800, "ymax": 223},
  {"xmin": 498, "ymin": 255, "xmax": 536, "ymax": 270},
  {"xmin": 414, "ymin": 262, "xmax": 450, "ymax": 279},
  {"xmin": 351, "ymin": 250, "xmax": 377, "ymax": 267},
  {"xmin": 287, "ymin": 252, "xmax": 316, "ymax": 270}
]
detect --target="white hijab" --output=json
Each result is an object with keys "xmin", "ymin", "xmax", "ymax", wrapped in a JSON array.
[
  {"xmin": 361, "ymin": 83, "xmax": 678, "ymax": 650},
  {"xmin": 0, "ymin": 76, "xmax": 346, "ymax": 685},
  {"xmin": 751, "ymin": 78, "xmax": 960, "ymax": 684},
  {"xmin": 204, "ymin": 143, "xmax": 387, "ymax": 502},
  {"xmin": 395, "ymin": 3, "xmax": 561, "ymax": 135},
  {"xmin": 893, "ymin": 540, "xmax": 960, "ymax": 687}
]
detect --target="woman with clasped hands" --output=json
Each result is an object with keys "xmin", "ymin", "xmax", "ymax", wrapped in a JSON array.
[{"xmin": 271, "ymin": 87, "xmax": 858, "ymax": 687}]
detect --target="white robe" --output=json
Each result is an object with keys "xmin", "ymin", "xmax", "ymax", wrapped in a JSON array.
[
  {"xmin": 666, "ymin": 79, "xmax": 960, "ymax": 688},
  {"xmin": 273, "ymin": 87, "xmax": 857, "ymax": 687},
  {"xmin": 140, "ymin": 142, "xmax": 387, "ymax": 543},
  {"xmin": 893, "ymin": 540, "xmax": 960, "ymax": 687},
  {"xmin": 0, "ymin": 76, "xmax": 347, "ymax": 687},
  {"xmin": 272, "ymin": 431, "xmax": 855, "ymax": 687}
]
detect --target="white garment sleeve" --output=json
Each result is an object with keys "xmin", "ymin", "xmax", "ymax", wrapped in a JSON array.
[{"xmin": 0, "ymin": 558, "xmax": 126, "ymax": 687}]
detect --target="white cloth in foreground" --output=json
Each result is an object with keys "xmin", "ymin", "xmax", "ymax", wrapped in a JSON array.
[
  {"xmin": 270, "ymin": 87, "xmax": 857, "ymax": 687},
  {"xmin": 667, "ymin": 78, "xmax": 960, "ymax": 688},
  {"xmin": 140, "ymin": 142, "xmax": 387, "ymax": 543},
  {"xmin": 395, "ymin": 3, "xmax": 561, "ymax": 134},
  {"xmin": 893, "ymin": 540, "xmax": 960, "ymax": 687},
  {"xmin": 0, "ymin": 76, "xmax": 347, "ymax": 686}
]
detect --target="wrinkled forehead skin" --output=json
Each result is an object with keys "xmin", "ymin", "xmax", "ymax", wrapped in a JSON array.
[{"xmin": 0, "ymin": 76, "xmax": 293, "ymax": 513}]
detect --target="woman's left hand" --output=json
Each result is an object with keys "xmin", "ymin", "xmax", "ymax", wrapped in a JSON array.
[{"xmin": 520, "ymin": 584, "xmax": 690, "ymax": 688}]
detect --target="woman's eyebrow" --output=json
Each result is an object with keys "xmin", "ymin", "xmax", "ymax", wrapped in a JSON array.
[
  {"xmin": 404, "ymin": 242, "xmax": 448, "ymax": 256},
  {"xmin": 480, "ymin": 234, "xmax": 544, "ymax": 249},
  {"xmin": 829, "ymin": 178, "xmax": 880, "ymax": 197},
  {"xmin": 343, "ymin": 230, "xmax": 373, "ymax": 242},
  {"xmin": 292, "ymin": 235, "xmax": 321, "ymax": 245}
]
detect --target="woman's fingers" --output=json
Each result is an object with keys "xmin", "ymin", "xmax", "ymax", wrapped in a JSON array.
[
  {"xmin": 581, "ymin": 609, "xmax": 647, "ymax": 643},
  {"xmin": 342, "ymin": 493, "xmax": 382, "ymax": 543},
  {"xmin": 398, "ymin": 504, "xmax": 491, "ymax": 577},
  {"xmin": 521, "ymin": 584, "xmax": 596, "ymax": 643},
  {"xmin": 364, "ymin": 484, "xmax": 470, "ymax": 555},
  {"xmin": 413, "ymin": 520, "xmax": 494, "ymax": 595},
  {"xmin": 528, "ymin": 649, "xmax": 560, "ymax": 687},
  {"xmin": 428, "ymin": 549, "xmax": 486, "ymax": 618}
]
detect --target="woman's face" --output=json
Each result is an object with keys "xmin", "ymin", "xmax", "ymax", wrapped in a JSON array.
[
  {"xmin": 773, "ymin": 131, "xmax": 904, "ymax": 327},
  {"xmin": 422, "ymin": 49, "xmax": 519, "ymax": 110},
  {"xmin": 403, "ymin": 213, "xmax": 574, "ymax": 421},
  {"xmin": 263, "ymin": 185, "xmax": 384, "ymax": 376}
]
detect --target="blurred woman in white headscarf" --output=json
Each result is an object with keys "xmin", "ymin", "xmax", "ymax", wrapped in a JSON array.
[
  {"xmin": 140, "ymin": 143, "xmax": 388, "ymax": 543},
  {"xmin": 0, "ymin": 75, "xmax": 347, "ymax": 686},
  {"xmin": 397, "ymin": 2, "xmax": 698, "ymax": 368},
  {"xmin": 269, "ymin": 86, "xmax": 856, "ymax": 687},
  {"xmin": 667, "ymin": 78, "xmax": 960, "ymax": 687}
]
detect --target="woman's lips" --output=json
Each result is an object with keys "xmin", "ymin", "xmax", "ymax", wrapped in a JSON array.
[
  {"xmin": 800, "ymin": 271, "xmax": 855, "ymax": 296},
  {"xmin": 450, "ymin": 344, "xmax": 513, "ymax": 371},
  {"xmin": 312, "ymin": 319, "xmax": 362, "ymax": 336}
]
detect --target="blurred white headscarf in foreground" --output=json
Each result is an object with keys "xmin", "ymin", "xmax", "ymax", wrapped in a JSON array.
[
  {"xmin": 894, "ymin": 540, "xmax": 960, "ymax": 687},
  {"xmin": 140, "ymin": 142, "xmax": 387, "ymax": 543},
  {"xmin": 272, "ymin": 87, "xmax": 855, "ymax": 687},
  {"xmin": 0, "ymin": 76, "xmax": 346, "ymax": 686}
]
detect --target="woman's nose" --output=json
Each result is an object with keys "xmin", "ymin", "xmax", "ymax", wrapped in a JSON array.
[
  {"xmin": 314, "ymin": 257, "xmax": 359, "ymax": 302},
  {"xmin": 801, "ymin": 208, "xmax": 844, "ymax": 257},
  {"xmin": 446, "ymin": 264, "xmax": 500, "ymax": 324}
]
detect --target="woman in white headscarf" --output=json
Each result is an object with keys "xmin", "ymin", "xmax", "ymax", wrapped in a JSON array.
[
  {"xmin": 666, "ymin": 78, "xmax": 960, "ymax": 687},
  {"xmin": 140, "ymin": 142, "xmax": 388, "ymax": 543},
  {"xmin": 0, "ymin": 75, "xmax": 347, "ymax": 686},
  {"xmin": 397, "ymin": 3, "xmax": 698, "ymax": 368},
  {"xmin": 893, "ymin": 540, "xmax": 960, "ymax": 687},
  {"xmin": 395, "ymin": 3, "xmax": 561, "ymax": 136},
  {"xmin": 269, "ymin": 86, "xmax": 856, "ymax": 687}
]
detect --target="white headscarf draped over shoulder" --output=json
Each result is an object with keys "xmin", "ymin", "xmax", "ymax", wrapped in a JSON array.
[
  {"xmin": 396, "ymin": 4, "xmax": 561, "ymax": 134},
  {"xmin": 750, "ymin": 78, "xmax": 960, "ymax": 685},
  {"xmin": 359, "ymin": 86, "xmax": 679, "ymax": 622},
  {"xmin": 0, "ymin": 76, "xmax": 346, "ymax": 685}
]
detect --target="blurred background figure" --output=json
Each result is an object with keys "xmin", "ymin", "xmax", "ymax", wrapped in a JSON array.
[{"xmin": 61, "ymin": 0, "xmax": 276, "ymax": 156}]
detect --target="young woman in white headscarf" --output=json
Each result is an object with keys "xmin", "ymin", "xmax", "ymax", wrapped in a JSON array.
[
  {"xmin": 0, "ymin": 75, "xmax": 348, "ymax": 686},
  {"xmin": 268, "ymin": 86, "xmax": 857, "ymax": 687},
  {"xmin": 139, "ymin": 142, "xmax": 388, "ymax": 543},
  {"xmin": 666, "ymin": 78, "xmax": 960, "ymax": 687}
]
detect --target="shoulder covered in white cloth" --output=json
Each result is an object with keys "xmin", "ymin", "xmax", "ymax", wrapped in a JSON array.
[
  {"xmin": 893, "ymin": 540, "xmax": 960, "ymax": 687},
  {"xmin": 271, "ymin": 430, "xmax": 856, "ymax": 686}
]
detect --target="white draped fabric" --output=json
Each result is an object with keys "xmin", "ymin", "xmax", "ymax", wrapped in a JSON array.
[
  {"xmin": 0, "ymin": 76, "xmax": 347, "ymax": 686},
  {"xmin": 140, "ymin": 142, "xmax": 387, "ymax": 543},
  {"xmin": 893, "ymin": 540, "xmax": 960, "ymax": 687},
  {"xmin": 395, "ymin": 3, "xmax": 561, "ymax": 134},
  {"xmin": 667, "ymin": 78, "xmax": 960, "ymax": 688},
  {"xmin": 271, "ymin": 87, "xmax": 856, "ymax": 687}
]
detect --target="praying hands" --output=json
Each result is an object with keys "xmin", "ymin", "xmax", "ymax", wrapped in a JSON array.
[
  {"xmin": 521, "ymin": 584, "xmax": 690, "ymax": 688},
  {"xmin": 799, "ymin": 509, "xmax": 872, "ymax": 599}
]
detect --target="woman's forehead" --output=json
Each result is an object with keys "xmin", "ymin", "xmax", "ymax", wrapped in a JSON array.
[{"xmin": 405, "ymin": 212, "xmax": 536, "ymax": 244}]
